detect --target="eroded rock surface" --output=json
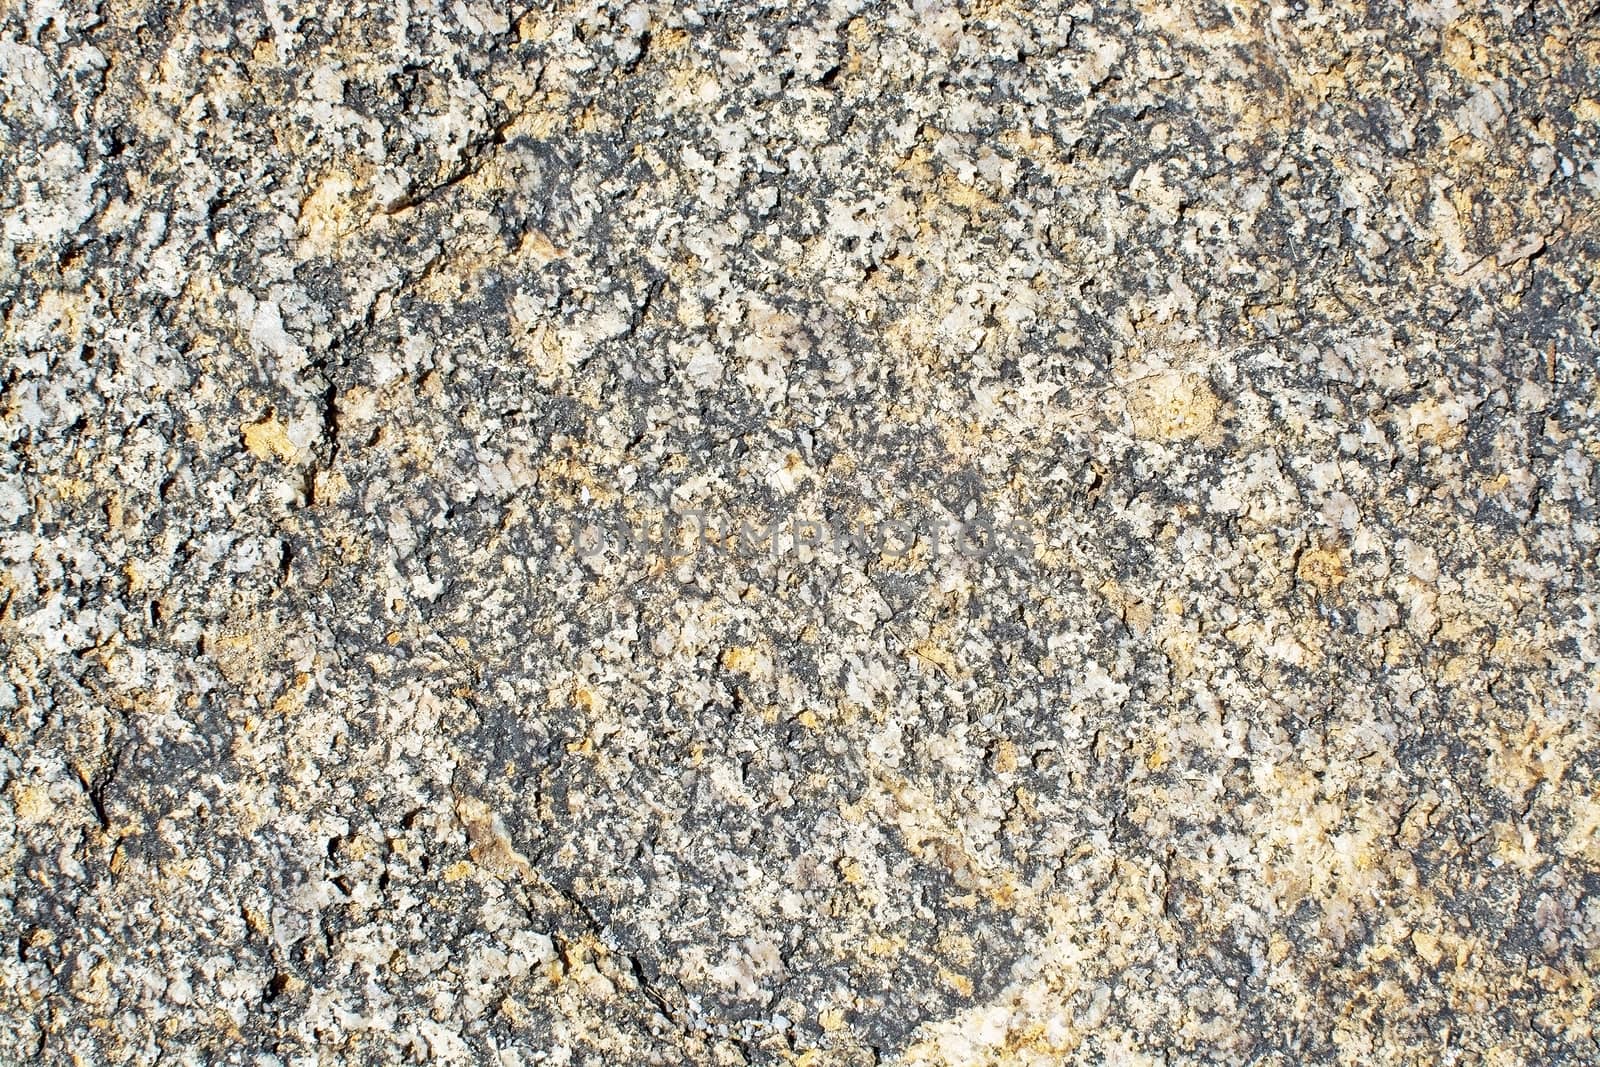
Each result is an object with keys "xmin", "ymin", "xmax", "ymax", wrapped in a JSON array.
[{"xmin": 3, "ymin": 1, "xmax": 1599, "ymax": 1064}]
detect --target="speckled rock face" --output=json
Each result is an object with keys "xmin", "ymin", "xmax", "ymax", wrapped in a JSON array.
[{"xmin": 3, "ymin": 1, "xmax": 1599, "ymax": 1064}]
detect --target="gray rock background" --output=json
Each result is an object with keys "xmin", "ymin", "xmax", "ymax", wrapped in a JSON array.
[{"xmin": 2, "ymin": 1, "xmax": 1599, "ymax": 1063}]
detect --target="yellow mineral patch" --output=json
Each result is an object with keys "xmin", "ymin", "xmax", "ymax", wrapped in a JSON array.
[
  {"xmin": 937, "ymin": 173, "xmax": 996, "ymax": 214},
  {"xmin": 1126, "ymin": 369, "xmax": 1220, "ymax": 441},
  {"xmin": 242, "ymin": 416, "xmax": 298, "ymax": 463},
  {"xmin": 864, "ymin": 935, "xmax": 903, "ymax": 957},
  {"xmin": 311, "ymin": 469, "xmax": 349, "ymax": 505},
  {"xmin": 1442, "ymin": 19, "xmax": 1491, "ymax": 83},
  {"xmin": 519, "ymin": 228, "xmax": 564, "ymax": 264},
  {"xmin": 207, "ymin": 625, "xmax": 272, "ymax": 686},
  {"xmin": 455, "ymin": 795, "xmax": 536, "ymax": 880},
  {"xmin": 297, "ymin": 172, "xmax": 360, "ymax": 255},
  {"xmin": 937, "ymin": 967, "xmax": 974, "ymax": 997},
  {"xmin": 42, "ymin": 474, "xmax": 91, "ymax": 502},
  {"xmin": 1561, "ymin": 789, "xmax": 1600, "ymax": 866},
  {"xmin": 1296, "ymin": 546, "xmax": 1348, "ymax": 591},
  {"xmin": 11, "ymin": 782, "xmax": 52, "ymax": 822},
  {"xmin": 990, "ymin": 740, "xmax": 1019, "ymax": 775},
  {"xmin": 720, "ymin": 646, "xmax": 770, "ymax": 677},
  {"xmin": 909, "ymin": 642, "xmax": 961, "ymax": 678},
  {"xmin": 504, "ymin": 91, "xmax": 570, "ymax": 139},
  {"xmin": 1404, "ymin": 397, "xmax": 1469, "ymax": 449},
  {"xmin": 1412, "ymin": 930, "xmax": 1444, "ymax": 967},
  {"xmin": 37, "ymin": 288, "xmax": 88, "ymax": 337},
  {"xmin": 270, "ymin": 674, "xmax": 310, "ymax": 716}
]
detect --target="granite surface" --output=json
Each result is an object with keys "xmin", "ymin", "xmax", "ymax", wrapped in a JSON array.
[{"xmin": 3, "ymin": 1, "xmax": 1600, "ymax": 1064}]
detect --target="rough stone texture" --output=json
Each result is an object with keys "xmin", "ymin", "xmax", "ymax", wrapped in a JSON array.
[{"xmin": 3, "ymin": 1, "xmax": 1599, "ymax": 1064}]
